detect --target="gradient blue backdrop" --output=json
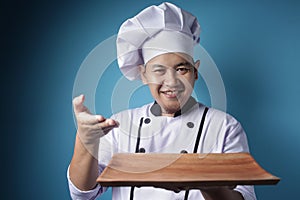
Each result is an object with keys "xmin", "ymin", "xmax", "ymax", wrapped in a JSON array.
[{"xmin": 3, "ymin": 0, "xmax": 300, "ymax": 199}]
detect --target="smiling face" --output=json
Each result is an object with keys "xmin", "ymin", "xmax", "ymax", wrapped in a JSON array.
[{"xmin": 140, "ymin": 53, "xmax": 200, "ymax": 116}]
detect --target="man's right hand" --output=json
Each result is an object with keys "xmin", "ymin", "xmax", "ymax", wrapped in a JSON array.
[{"xmin": 73, "ymin": 94, "xmax": 119, "ymax": 148}]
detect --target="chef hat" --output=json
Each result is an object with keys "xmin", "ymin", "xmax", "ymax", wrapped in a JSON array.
[{"xmin": 116, "ymin": 2, "xmax": 200, "ymax": 80}]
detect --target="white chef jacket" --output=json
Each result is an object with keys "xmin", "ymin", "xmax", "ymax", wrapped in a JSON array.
[{"xmin": 67, "ymin": 98, "xmax": 257, "ymax": 200}]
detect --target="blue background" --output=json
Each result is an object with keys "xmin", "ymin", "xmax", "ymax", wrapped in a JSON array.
[{"xmin": 3, "ymin": 0, "xmax": 299, "ymax": 199}]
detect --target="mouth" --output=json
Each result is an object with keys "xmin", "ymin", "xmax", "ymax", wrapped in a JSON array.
[{"xmin": 160, "ymin": 90, "xmax": 183, "ymax": 98}]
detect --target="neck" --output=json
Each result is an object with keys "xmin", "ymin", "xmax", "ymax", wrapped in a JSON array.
[
  {"xmin": 151, "ymin": 97, "xmax": 197, "ymax": 117},
  {"xmin": 161, "ymin": 112, "xmax": 176, "ymax": 117}
]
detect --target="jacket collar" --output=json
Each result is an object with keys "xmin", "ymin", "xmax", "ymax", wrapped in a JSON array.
[{"xmin": 150, "ymin": 97, "xmax": 198, "ymax": 117}]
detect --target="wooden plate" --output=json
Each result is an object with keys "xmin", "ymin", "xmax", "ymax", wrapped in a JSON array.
[{"xmin": 97, "ymin": 153, "xmax": 280, "ymax": 188}]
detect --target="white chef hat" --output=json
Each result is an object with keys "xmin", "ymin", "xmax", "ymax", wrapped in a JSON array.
[{"xmin": 116, "ymin": 2, "xmax": 200, "ymax": 80}]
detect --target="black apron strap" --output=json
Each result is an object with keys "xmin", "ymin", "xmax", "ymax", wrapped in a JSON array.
[
  {"xmin": 184, "ymin": 106, "xmax": 209, "ymax": 200},
  {"xmin": 130, "ymin": 117, "xmax": 144, "ymax": 200},
  {"xmin": 193, "ymin": 106, "xmax": 209, "ymax": 153}
]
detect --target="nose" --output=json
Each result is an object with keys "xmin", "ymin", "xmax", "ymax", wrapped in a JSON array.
[{"xmin": 163, "ymin": 69, "xmax": 178, "ymax": 87}]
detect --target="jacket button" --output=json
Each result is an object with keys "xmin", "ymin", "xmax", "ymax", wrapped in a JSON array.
[
  {"xmin": 180, "ymin": 150, "xmax": 188, "ymax": 154},
  {"xmin": 144, "ymin": 118, "xmax": 151, "ymax": 124},
  {"xmin": 138, "ymin": 148, "xmax": 146, "ymax": 153},
  {"xmin": 187, "ymin": 122, "xmax": 194, "ymax": 128}
]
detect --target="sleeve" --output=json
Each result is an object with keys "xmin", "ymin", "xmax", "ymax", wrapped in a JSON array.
[
  {"xmin": 222, "ymin": 118, "xmax": 249, "ymax": 153},
  {"xmin": 223, "ymin": 114, "xmax": 257, "ymax": 200},
  {"xmin": 66, "ymin": 122, "xmax": 117, "ymax": 200},
  {"xmin": 67, "ymin": 166, "xmax": 105, "ymax": 200}
]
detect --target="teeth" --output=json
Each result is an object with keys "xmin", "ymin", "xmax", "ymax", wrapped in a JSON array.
[
  {"xmin": 163, "ymin": 91, "xmax": 180, "ymax": 96},
  {"xmin": 163, "ymin": 91, "xmax": 175, "ymax": 94},
  {"xmin": 161, "ymin": 90, "xmax": 183, "ymax": 96}
]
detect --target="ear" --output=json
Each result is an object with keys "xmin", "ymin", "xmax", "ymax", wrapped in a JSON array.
[
  {"xmin": 194, "ymin": 60, "xmax": 200, "ymax": 80},
  {"xmin": 139, "ymin": 65, "xmax": 148, "ymax": 84}
]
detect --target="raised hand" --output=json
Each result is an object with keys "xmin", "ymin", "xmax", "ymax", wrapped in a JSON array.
[{"xmin": 73, "ymin": 94, "xmax": 119, "ymax": 144}]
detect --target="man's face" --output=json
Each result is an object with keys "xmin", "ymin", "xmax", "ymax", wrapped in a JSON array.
[{"xmin": 140, "ymin": 53, "xmax": 199, "ymax": 116}]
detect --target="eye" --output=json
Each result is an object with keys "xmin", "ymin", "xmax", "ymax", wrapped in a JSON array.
[
  {"xmin": 153, "ymin": 68, "xmax": 166, "ymax": 74},
  {"xmin": 176, "ymin": 67, "xmax": 191, "ymax": 74}
]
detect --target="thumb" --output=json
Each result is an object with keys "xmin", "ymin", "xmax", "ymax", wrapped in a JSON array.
[{"xmin": 73, "ymin": 94, "xmax": 88, "ymax": 113}]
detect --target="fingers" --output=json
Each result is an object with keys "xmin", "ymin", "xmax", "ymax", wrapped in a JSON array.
[
  {"xmin": 78, "ymin": 113, "xmax": 104, "ymax": 125},
  {"xmin": 73, "ymin": 94, "xmax": 119, "ymax": 140},
  {"xmin": 73, "ymin": 95, "xmax": 105, "ymax": 125},
  {"xmin": 157, "ymin": 185, "xmax": 237, "ymax": 193},
  {"xmin": 199, "ymin": 185, "xmax": 237, "ymax": 192},
  {"xmin": 73, "ymin": 94, "xmax": 88, "ymax": 114},
  {"xmin": 154, "ymin": 186, "xmax": 186, "ymax": 193},
  {"xmin": 78, "ymin": 113, "xmax": 118, "ymax": 127},
  {"xmin": 95, "ymin": 119, "xmax": 119, "ymax": 136},
  {"xmin": 93, "ymin": 119, "xmax": 119, "ymax": 130},
  {"xmin": 226, "ymin": 185, "xmax": 236, "ymax": 190}
]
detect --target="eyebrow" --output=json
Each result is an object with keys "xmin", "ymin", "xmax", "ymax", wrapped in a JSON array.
[
  {"xmin": 148, "ymin": 62, "xmax": 193, "ymax": 69},
  {"xmin": 149, "ymin": 64, "xmax": 165, "ymax": 68},
  {"xmin": 174, "ymin": 62, "xmax": 193, "ymax": 68}
]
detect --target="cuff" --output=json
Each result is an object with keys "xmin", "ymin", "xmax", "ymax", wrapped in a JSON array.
[
  {"xmin": 234, "ymin": 185, "xmax": 257, "ymax": 200},
  {"xmin": 67, "ymin": 166, "xmax": 104, "ymax": 200}
]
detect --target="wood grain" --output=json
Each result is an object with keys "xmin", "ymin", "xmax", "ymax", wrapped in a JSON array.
[{"xmin": 97, "ymin": 153, "xmax": 280, "ymax": 188}]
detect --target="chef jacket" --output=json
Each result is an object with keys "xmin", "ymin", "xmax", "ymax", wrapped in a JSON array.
[{"xmin": 67, "ymin": 98, "xmax": 257, "ymax": 200}]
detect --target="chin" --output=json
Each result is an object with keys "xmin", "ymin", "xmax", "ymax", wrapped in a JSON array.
[{"xmin": 162, "ymin": 102, "xmax": 181, "ymax": 114}]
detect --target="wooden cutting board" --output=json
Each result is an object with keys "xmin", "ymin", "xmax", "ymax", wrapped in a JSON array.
[{"xmin": 97, "ymin": 153, "xmax": 280, "ymax": 188}]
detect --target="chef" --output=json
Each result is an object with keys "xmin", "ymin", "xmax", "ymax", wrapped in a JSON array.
[{"xmin": 67, "ymin": 2, "xmax": 257, "ymax": 200}]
